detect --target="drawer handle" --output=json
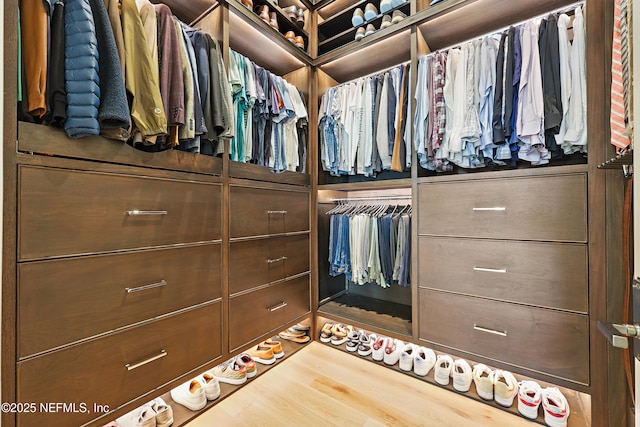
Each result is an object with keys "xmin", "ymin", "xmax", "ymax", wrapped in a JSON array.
[
  {"xmin": 127, "ymin": 210, "xmax": 168, "ymax": 216},
  {"xmin": 268, "ymin": 301, "xmax": 288, "ymax": 312},
  {"xmin": 472, "ymin": 207, "xmax": 507, "ymax": 212},
  {"xmin": 267, "ymin": 256, "xmax": 288, "ymax": 264},
  {"xmin": 267, "ymin": 210, "xmax": 288, "ymax": 215},
  {"xmin": 473, "ymin": 324, "xmax": 507, "ymax": 337},
  {"xmin": 125, "ymin": 280, "xmax": 168, "ymax": 294},
  {"xmin": 125, "ymin": 350, "xmax": 167, "ymax": 371},
  {"xmin": 473, "ymin": 267, "xmax": 507, "ymax": 274}
]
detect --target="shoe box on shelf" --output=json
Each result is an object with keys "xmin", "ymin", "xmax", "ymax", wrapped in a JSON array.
[
  {"xmin": 315, "ymin": 316, "xmax": 582, "ymax": 427},
  {"xmin": 241, "ymin": 0, "xmax": 310, "ymax": 52},
  {"xmin": 317, "ymin": 0, "xmax": 410, "ymax": 55}
]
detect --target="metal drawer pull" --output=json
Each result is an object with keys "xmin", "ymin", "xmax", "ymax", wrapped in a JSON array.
[
  {"xmin": 473, "ymin": 325, "xmax": 507, "ymax": 337},
  {"xmin": 267, "ymin": 256, "xmax": 288, "ymax": 264},
  {"xmin": 125, "ymin": 350, "xmax": 167, "ymax": 371},
  {"xmin": 125, "ymin": 280, "xmax": 167, "ymax": 294},
  {"xmin": 473, "ymin": 267, "xmax": 507, "ymax": 274},
  {"xmin": 267, "ymin": 210, "xmax": 288, "ymax": 215},
  {"xmin": 268, "ymin": 301, "xmax": 288, "ymax": 312},
  {"xmin": 472, "ymin": 207, "xmax": 507, "ymax": 212},
  {"xmin": 127, "ymin": 210, "xmax": 168, "ymax": 216}
]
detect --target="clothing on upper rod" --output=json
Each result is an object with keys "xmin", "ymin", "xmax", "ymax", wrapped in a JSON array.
[
  {"xmin": 414, "ymin": 4, "xmax": 587, "ymax": 172},
  {"xmin": 19, "ymin": 0, "xmax": 236, "ymax": 156}
]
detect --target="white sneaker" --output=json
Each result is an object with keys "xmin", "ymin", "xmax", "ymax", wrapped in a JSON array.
[
  {"xmin": 473, "ymin": 364, "xmax": 494, "ymax": 400},
  {"xmin": 383, "ymin": 339, "xmax": 404, "ymax": 366},
  {"xmin": 150, "ymin": 397, "xmax": 173, "ymax": 427},
  {"xmin": 517, "ymin": 380, "xmax": 542, "ymax": 419},
  {"xmin": 434, "ymin": 354, "xmax": 453, "ymax": 386},
  {"xmin": 116, "ymin": 404, "xmax": 156, "ymax": 427},
  {"xmin": 452, "ymin": 359, "xmax": 472, "ymax": 392},
  {"xmin": 413, "ymin": 346, "xmax": 436, "ymax": 377},
  {"xmin": 170, "ymin": 378, "xmax": 207, "ymax": 411},
  {"xmin": 200, "ymin": 371, "xmax": 221, "ymax": 400},
  {"xmin": 492, "ymin": 370, "xmax": 518, "ymax": 407},
  {"xmin": 345, "ymin": 329, "xmax": 361, "ymax": 352},
  {"xmin": 372, "ymin": 336, "xmax": 387, "ymax": 361},
  {"xmin": 398, "ymin": 343, "xmax": 415, "ymax": 371},
  {"xmin": 358, "ymin": 332, "xmax": 375, "ymax": 357},
  {"xmin": 541, "ymin": 387, "xmax": 570, "ymax": 427}
]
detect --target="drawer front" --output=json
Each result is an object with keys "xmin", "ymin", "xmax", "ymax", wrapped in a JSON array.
[
  {"xmin": 17, "ymin": 302, "xmax": 222, "ymax": 427},
  {"xmin": 229, "ymin": 185, "xmax": 310, "ymax": 238},
  {"xmin": 418, "ymin": 290, "xmax": 589, "ymax": 384},
  {"xmin": 418, "ymin": 237, "xmax": 588, "ymax": 312},
  {"xmin": 417, "ymin": 174, "xmax": 587, "ymax": 242},
  {"xmin": 18, "ymin": 244, "xmax": 222, "ymax": 358},
  {"xmin": 228, "ymin": 275, "xmax": 310, "ymax": 351},
  {"xmin": 229, "ymin": 234, "xmax": 310, "ymax": 294},
  {"xmin": 19, "ymin": 166, "xmax": 222, "ymax": 260}
]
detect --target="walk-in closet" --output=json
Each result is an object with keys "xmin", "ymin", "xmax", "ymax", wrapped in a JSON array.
[{"xmin": 0, "ymin": 0, "xmax": 632, "ymax": 426}]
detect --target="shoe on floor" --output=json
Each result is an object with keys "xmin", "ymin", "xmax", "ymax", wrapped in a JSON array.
[
  {"xmin": 473, "ymin": 363, "xmax": 494, "ymax": 400},
  {"xmin": 518, "ymin": 380, "xmax": 542, "ymax": 419},
  {"xmin": 261, "ymin": 339, "xmax": 285, "ymax": 359},
  {"xmin": 150, "ymin": 397, "xmax": 173, "ymax": 427},
  {"xmin": 493, "ymin": 370, "xmax": 519, "ymax": 407},
  {"xmin": 364, "ymin": 3, "xmax": 378, "ymax": 20},
  {"xmin": 200, "ymin": 371, "xmax": 221, "ymax": 400},
  {"xmin": 452, "ymin": 359, "xmax": 472, "ymax": 392},
  {"xmin": 236, "ymin": 352, "xmax": 258, "ymax": 377},
  {"xmin": 434, "ymin": 354, "xmax": 453, "ymax": 386},
  {"xmin": 358, "ymin": 332, "xmax": 375, "ymax": 356},
  {"xmin": 246, "ymin": 345, "xmax": 277, "ymax": 365},
  {"xmin": 170, "ymin": 379, "xmax": 207, "ymax": 411},
  {"xmin": 413, "ymin": 346, "xmax": 436, "ymax": 377},
  {"xmin": 398, "ymin": 343, "xmax": 415, "ymax": 372},
  {"xmin": 351, "ymin": 7, "xmax": 364, "ymax": 27},
  {"xmin": 346, "ymin": 329, "xmax": 361, "ymax": 352},
  {"xmin": 383, "ymin": 338, "xmax": 403, "ymax": 366},
  {"xmin": 541, "ymin": 387, "xmax": 570, "ymax": 427},
  {"xmin": 319, "ymin": 322, "xmax": 334, "ymax": 343},
  {"xmin": 372, "ymin": 335, "xmax": 387, "ymax": 361},
  {"xmin": 211, "ymin": 359, "xmax": 248, "ymax": 385},
  {"xmin": 116, "ymin": 404, "xmax": 156, "ymax": 427}
]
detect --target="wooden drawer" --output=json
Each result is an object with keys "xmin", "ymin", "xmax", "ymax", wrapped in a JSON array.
[
  {"xmin": 18, "ymin": 244, "xmax": 222, "ymax": 358},
  {"xmin": 228, "ymin": 274, "xmax": 310, "ymax": 351},
  {"xmin": 229, "ymin": 185, "xmax": 309, "ymax": 238},
  {"xmin": 17, "ymin": 302, "xmax": 222, "ymax": 427},
  {"xmin": 417, "ymin": 174, "xmax": 587, "ymax": 242},
  {"xmin": 229, "ymin": 234, "xmax": 310, "ymax": 294},
  {"xmin": 419, "ymin": 290, "xmax": 589, "ymax": 384},
  {"xmin": 418, "ymin": 237, "xmax": 588, "ymax": 312},
  {"xmin": 18, "ymin": 166, "xmax": 222, "ymax": 261}
]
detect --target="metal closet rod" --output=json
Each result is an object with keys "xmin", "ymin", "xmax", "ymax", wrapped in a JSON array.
[
  {"xmin": 334, "ymin": 60, "xmax": 411, "ymax": 89},
  {"xmin": 420, "ymin": 0, "xmax": 585, "ymax": 59},
  {"xmin": 329, "ymin": 195, "xmax": 412, "ymax": 202}
]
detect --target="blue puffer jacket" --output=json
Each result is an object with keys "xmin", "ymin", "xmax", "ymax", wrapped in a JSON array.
[{"xmin": 64, "ymin": 0, "xmax": 100, "ymax": 138}]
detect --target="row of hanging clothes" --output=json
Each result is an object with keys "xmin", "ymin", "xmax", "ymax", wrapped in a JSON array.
[
  {"xmin": 327, "ymin": 198, "xmax": 412, "ymax": 288},
  {"xmin": 413, "ymin": 3, "xmax": 587, "ymax": 171},
  {"xmin": 319, "ymin": 63, "xmax": 412, "ymax": 178}
]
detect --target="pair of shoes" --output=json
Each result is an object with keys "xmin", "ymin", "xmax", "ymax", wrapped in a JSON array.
[
  {"xmin": 492, "ymin": 369, "xmax": 519, "ymax": 407},
  {"xmin": 246, "ymin": 344, "xmax": 277, "ymax": 365},
  {"xmin": 380, "ymin": 14, "xmax": 392, "ymax": 29},
  {"xmin": 355, "ymin": 24, "xmax": 376, "ymax": 40},
  {"xmin": 380, "ymin": 0, "xmax": 406, "ymax": 13},
  {"xmin": 279, "ymin": 323, "xmax": 311, "ymax": 343},
  {"xmin": 345, "ymin": 329, "xmax": 362, "ymax": 352},
  {"xmin": 255, "ymin": 5, "xmax": 270, "ymax": 22},
  {"xmin": 412, "ymin": 346, "xmax": 436, "ymax": 376},
  {"xmin": 284, "ymin": 31, "xmax": 304, "ymax": 48},
  {"xmin": 210, "ymin": 358, "xmax": 248, "ymax": 385},
  {"xmin": 433, "ymin": 355, "xmax": 471, "ymax": 391},
  {"xmin": 352, "ymin": 4, "xmax": 378, "ymax": 27},
  {"xmin": 331, "ymin": 323, "xmax": 352, "ymax": 345},
  {"xmin": 171, "ymin": 370, "xmax": 222, "ymax": 412},
  {"xmin": 282, "ymin": 5, "xmax": 306, "ymax": 27},
  {"xmin": 357, "ymin": 331, "xmax": 376, "ymax": 356},
  {"xmin": 116, "ymin": 397, "xmax": 173, "ymax": 427},
  {"xmin": 434, "ymin": 354, "xmax": 453, "ymax": 386},
  {"xmin": 391, "ymin": 10, "xmax": 406, "ymax": 23}
]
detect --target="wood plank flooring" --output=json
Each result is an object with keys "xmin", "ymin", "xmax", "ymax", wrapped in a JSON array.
[{"xmin": 185, "ymin": 342, "xmax": 588, "ymax": 427}]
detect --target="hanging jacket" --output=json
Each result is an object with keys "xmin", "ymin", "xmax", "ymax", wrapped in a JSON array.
[
  {"xmin": 88, "ymin": 0, "xmax": 131, "ymax": 141},
  {"xmin": 64, "ymin": 0, "xmax": 100, "ymax": 138}
]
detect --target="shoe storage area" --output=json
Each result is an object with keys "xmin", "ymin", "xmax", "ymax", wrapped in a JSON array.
[{"xmin": 1, "ymin": 0, "xmax": 630, "ymax": 426}]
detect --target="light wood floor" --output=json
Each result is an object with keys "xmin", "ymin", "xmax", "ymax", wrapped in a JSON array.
[{"xmin": 185, "ymin": 342, "xmax": 583, "ymax": 427}]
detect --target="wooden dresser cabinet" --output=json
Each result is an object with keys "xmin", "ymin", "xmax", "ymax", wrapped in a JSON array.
[
  {"xmin": 417, "ymin": 168, "xmax": 590, "ymax": 386},
  {"xmin": 228, "ymin": 182, "xmax": 311, "ymax": 352},
  {"xmin": 15, "ymin": 163, "xmax": 224, "ymax": 426}
]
